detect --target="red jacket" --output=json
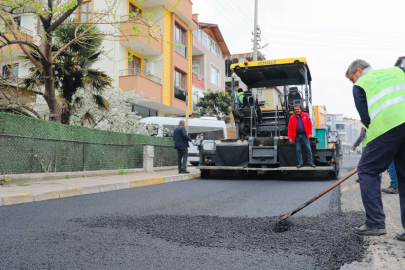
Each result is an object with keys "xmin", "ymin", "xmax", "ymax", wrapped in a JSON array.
[{"xmin": 288, "ymin": 112, "xmax": 313, "ymax": 141}]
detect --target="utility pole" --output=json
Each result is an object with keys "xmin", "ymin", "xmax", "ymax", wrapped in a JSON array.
[{"xmin": 252, "ymin": 0, "xmax": 261, "ymax": 61}]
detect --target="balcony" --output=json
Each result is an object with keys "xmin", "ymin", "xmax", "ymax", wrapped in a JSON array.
[
  {"xmin": 119, "ymin": 15, "xmax": 162, "ymax": 56},
  {"xmin": 119, "ymin": 68, "xmax": 162, "ymax": 103},
  {"xmin": 142, "ymin": 0, "xmax": 196, "ymax": 29},
  {"xmin": 192, "ymin": 72, "xmax": 205, "ymax": 89}
]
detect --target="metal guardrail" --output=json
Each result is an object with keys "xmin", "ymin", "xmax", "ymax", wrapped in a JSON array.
[{"xmin": 119, "ymin": 68, "xmax": 162, "ymax": 84}]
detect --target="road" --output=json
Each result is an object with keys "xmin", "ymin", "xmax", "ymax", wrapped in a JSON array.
[{"xmin": 0, "ymin": 157, "xmax": 365, "ymax": 270}]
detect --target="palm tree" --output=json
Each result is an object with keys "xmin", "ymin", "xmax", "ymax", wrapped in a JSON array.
[{"xmin": 24, "ymin": 20, "xmax": 112, "ymax": 124}]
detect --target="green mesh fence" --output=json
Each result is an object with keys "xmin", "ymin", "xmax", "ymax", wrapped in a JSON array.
[
  {"xmin": 0, "ymin": 113, "xmax": 176, "ymax": 174},
  {"xmin": 154, "ymin": 145, "xmax": 178, "ymax": 167}
]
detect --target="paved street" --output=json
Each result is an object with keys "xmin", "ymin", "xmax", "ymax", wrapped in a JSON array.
[{"xmin": 0, "ymin": 157, "xmax": 365, "ymax": 270}]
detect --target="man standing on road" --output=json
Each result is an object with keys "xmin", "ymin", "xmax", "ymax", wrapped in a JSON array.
[
  {"xmin": 346, "ymin": 59, "xmax": 405, "ymax": 241},
  {"xmin": 174, "ymin": 119, "xmax": 193, "ymax": 174},
  {"xmin": 288, "ymin": 105, "xmax": 316, "ymax": 168},
  {"xmin": 353, "ymin": 127, "xmax": 398, "ymax": 194}
]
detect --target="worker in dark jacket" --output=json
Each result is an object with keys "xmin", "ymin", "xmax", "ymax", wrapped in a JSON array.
[
  {"xmin": 174, "ymin": 119, "xmax": 193, "ymax": 174},
  {"xmin": 288, "ymin": 105, "xmax": 315, "ymax": 168},
  {"xmin": 346, "ymin": 59, "xmax": 405, "ymax": 241}
]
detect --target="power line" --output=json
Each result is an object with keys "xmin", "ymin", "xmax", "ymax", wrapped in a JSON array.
[
  {"xmin": 222, "ymin": 0, "xmax": 254, "ymax": 24},
  {"xmin": 204, "ymin": 1, "xmax": 251, "ymax": 38},
  {"xmin": 212, "ymin": 0, "xmax": 252, "ymax": 34}
]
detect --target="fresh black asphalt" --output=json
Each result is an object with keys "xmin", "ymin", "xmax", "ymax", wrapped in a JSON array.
[{"xmin": 0, "ymin": 158, "xmax": 365, "ymax": 270}]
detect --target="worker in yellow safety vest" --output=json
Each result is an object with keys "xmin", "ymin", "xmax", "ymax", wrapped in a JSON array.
[{"xmin": 346, "ymin": 59, "xmax": 405, "ymax": 241}]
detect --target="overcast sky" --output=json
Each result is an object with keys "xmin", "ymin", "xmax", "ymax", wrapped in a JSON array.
[{"xmin": 191, "ymin": 0, "xmax": 405, "ymax": 119}]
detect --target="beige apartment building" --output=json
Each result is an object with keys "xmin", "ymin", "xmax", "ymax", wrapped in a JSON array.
[{"xmin": 0, "ymin": 0, "xmax": 199, "ymax": 118}]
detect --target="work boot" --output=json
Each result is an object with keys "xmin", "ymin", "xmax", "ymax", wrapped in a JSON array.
[
  {"xmin": 381, "ymin": 186, "xmax": 398, "ymax": 194},
  {"xmin": 354, "ymin": 224, "xmax": 386, "ymax": 236},
  {"xmin": 309, "ymin": 163, "xmax": 316, "ymax": 168},
  {"xmin": 181, "ymin": 170, "xmax": 190, "ymax": 174},
  {"xmin": 396, "ymin": 232, "xmax": 405, "ymax": 241},
  {"xmin": 296, "ymin": 164, "xmax": 303, "ymax": 168}
]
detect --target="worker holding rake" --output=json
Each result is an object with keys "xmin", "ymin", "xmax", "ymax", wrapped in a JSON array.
[{"xmin": 346, "ymin": 59, "xmax": 405, "ymax": 241}]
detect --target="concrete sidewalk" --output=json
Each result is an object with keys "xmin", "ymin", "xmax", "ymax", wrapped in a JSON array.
[{"xmin": 0, "ymin": 168, "xmax": 200, "ymax": 206}]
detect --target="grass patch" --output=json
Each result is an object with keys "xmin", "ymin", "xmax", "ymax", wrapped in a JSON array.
[
  {"xmin": 17, "ymin": 183, "xmax": 29, "ymax": 186},
  {"xmin": 83, "ymin": 174, "xmax": 87, "ymax": 178},
  {"xmin": 0, "ymin": 177, "xmax": 10, "ymax": 185},
  {"xmin": 119, "ymin": 170, "xmax": 128, "ymax": 175},
  {"xmin": 66, "ymin": 175, "xmax": 72, "ymax": 179}
]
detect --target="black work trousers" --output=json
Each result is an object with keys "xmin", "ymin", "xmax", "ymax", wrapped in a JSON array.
[
  {"xmin": 357, "ymin": 122, "xmax": 405, "ymax": 229},
  {"xmin": 177, "ymin": 147, "xmax": 188, "ymax": 172}
]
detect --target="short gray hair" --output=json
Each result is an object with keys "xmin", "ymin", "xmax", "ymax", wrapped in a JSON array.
[
  {"xmin": 345, "ymin": 59, "xmax": 371, "ymax": 78},
  {"xmin": 179, "ymin": 119, "xmax": 185, "ymax": 125}
]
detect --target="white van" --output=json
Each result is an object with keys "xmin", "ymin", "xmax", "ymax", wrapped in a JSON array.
[{"xmin": 140, "ymin": 117, "xmax": 228, "ymax": 166}]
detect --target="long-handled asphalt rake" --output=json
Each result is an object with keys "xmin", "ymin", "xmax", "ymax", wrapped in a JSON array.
[{"xmin": 273, "ymin": 168, "xmax": 358, "ymax": 232}]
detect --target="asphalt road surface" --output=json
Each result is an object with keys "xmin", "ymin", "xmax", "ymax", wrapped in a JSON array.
[{"xmin": 0, "ymin": 157, "xmax": 364, "ymax": 270}]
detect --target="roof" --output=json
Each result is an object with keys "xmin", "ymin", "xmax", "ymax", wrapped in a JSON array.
[
  {"xmin": 198, "ymin": 22, "xmax": 230, "ymax": 57},
  {"xmin": 230, "ymin": 57, "xmax": 311, "ymax": 88}
]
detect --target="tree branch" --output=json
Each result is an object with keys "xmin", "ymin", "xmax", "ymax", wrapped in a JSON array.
[{"xmin": 47, "ymin": 0, "xmax": 83, "ymax": 32}]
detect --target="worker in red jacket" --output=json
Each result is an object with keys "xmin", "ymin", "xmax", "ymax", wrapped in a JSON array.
[{"xmin": 288, "ymin": 105, "xmax": 316, "ymax": 168}]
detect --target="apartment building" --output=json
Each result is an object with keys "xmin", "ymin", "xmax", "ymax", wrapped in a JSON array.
[
  {"xmin": 191, "ymin": 14, "xmax": 230, "ymax": 113},
  {"xmin": 0, "ymin": 0, "xmax": 198, "ymax": 118}
]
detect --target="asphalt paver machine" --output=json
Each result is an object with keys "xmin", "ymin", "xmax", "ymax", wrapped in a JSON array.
[{"xmin": 197, "ymin": 58, "xmax": 341, "ymax": 179}]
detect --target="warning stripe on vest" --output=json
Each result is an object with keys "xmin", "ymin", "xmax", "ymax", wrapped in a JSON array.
[
  {"xmin": 370, "ymin": 96, "xmax": 405, "ymax": 120},
  {"xmin": 368, "ymin": 83, "xmax": 405, "ymax": 106}
]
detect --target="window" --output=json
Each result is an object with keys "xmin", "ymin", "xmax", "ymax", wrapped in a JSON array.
[
  {"xmin": 175, "ymin": 24, "xmax": 185, "ymax": 44},
  {"xmin": 132, "ymin": 104, "xmax": 158, "ymax": 118},
  {"xmin": 174, "ymin": 69, "xmax": 186, "ymax": 101},
  {"xmin": 192, "ymin": 61, "xmax": 200, "ymax": 74},
  {"xmin": 174, "ymin": 24, "xmax": 186, "ymax": 57},
  {"xmin": 128, "ymin": 54, "xmax": 141, "ymax": 74},
  {"xmin": 2, "ymin": 63, "xmax": 19, "ymax": 81},
  {"xmin": 174, "ymin": 69, "xmax": 185, "ymax": 89},
  {"xmin": 336, "ymin": 124, "xmax": 345, "ymax": 130},
  {"xmin": 129, "ymin": 3, "xmax": 142, "ymax": 18},
  {"xmin": 162, "ymin": 125, "xmax": 177, "ymax": 137},
  {"xmin": 211, "ymin": 65, "xmax": 220, "ymax": 86},
  {"xmin": 189, "ymin": 128, "xmax": 224, "ymax": 140},
  {"xmin": 36, "ymin": 18, "xmax": 44, "ymax": 35},
  {"xmin": 78, "ymin": 1, "xmax": 91, "ymax": 22}
]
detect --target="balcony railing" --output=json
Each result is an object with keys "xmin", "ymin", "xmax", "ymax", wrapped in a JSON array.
[
  {"xmin": 120, "ymin": 14, "xmax": 162, "ymax": 40},
  {"xmin": 174, "ymin": 86, "xmax": 186, "ymax": 102},
  {"xmin": 193, "ymin": 29, "xmax": 223, "ymax": 58},
  {"xmin": 119, "ymin": 68, "xmax": 162, "ymax": 84}
]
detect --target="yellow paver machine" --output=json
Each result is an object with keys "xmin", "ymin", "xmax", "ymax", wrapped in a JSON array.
[{"xmin": 196, "ymin": 58, "xmax": 341, "ymax": 179}]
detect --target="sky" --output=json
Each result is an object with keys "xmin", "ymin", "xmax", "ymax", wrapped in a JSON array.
[{"xmin": 191, "ymin": 0, "xmax": 405, "ymax": 119}]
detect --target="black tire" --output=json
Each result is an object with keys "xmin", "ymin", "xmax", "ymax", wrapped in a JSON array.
[
  {"xmin": 201, "ymin": 170, "xmax": 209, "ymax": 178},
  {"xmin": 190, "ymin": 162, "xmax": 199, "ymax": 167},
  {"xmin": 329, "ymin": 164, "xmax": 340, "ymax": 179}
]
